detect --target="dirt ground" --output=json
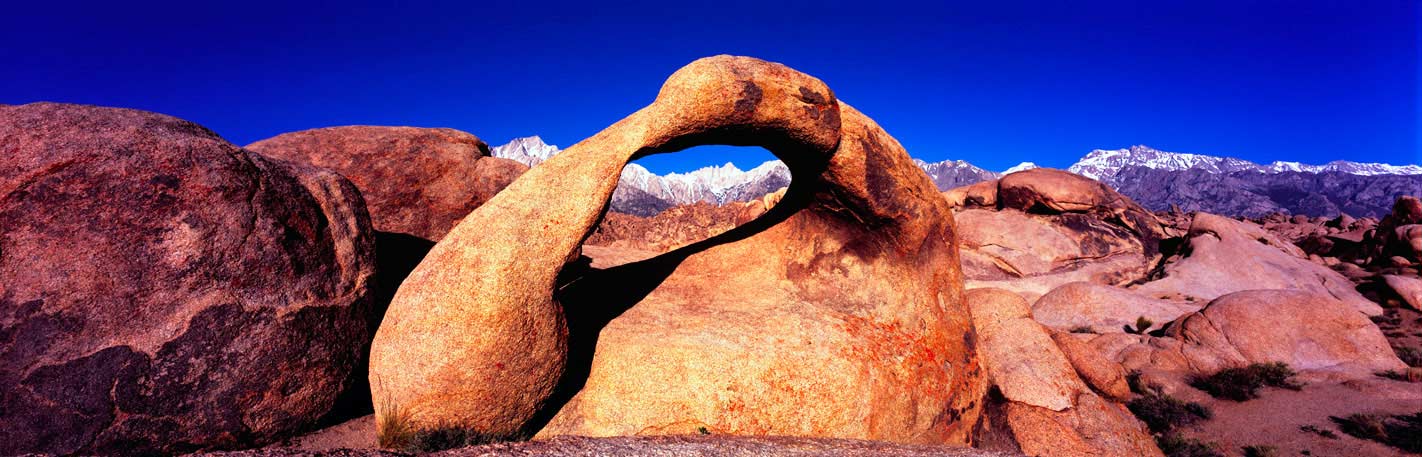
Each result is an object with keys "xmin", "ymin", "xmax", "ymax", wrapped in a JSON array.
[{"xmin": 1178, "ymin": 378, "xmax": 1421, "ymax": 456}]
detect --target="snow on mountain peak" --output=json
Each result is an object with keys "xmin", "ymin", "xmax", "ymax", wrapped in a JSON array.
[
  {"xmin": 490, "ymin": 135, "xmax": 561, "ymax": 167},
  {"xmin": 1066, "ymin": 144, "xmax": 1419, "ymax": 182},
  {"xmin": 1003, "ymin": 162, "xmax": 1038, "ymax": 174}
]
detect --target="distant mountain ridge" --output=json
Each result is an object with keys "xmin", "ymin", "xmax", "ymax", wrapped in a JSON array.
[
  {"xmin": 494, "ymin": 137, "xmax": 1420, "ymax": 218},
  {"xmin": 492, "ymin": 136, "xmax": 790, "ymax": 216},
  {"xmin": 1069, "ymin": 145, "xmax": 1422, "ymax": 181},
  {"xmin": 1068, "ymin": 145, "xmax": 1422, "ymax": 217}
]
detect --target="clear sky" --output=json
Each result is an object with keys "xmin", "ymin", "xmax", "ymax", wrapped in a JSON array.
[{"xmin": 3, "ymin": 0, "xmax": 1418, "ymax": 174}]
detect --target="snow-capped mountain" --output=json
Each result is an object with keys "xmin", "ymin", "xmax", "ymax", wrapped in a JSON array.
[
  {"xmin": 1070, "ymin": 145, "xmax": 1422, "ymax": 217},
  {"xmin": 1068, "ymin": 145, "xmax": 1422, "ymax": 183},
  {"xmin": 1002, "ymin": 162, "xmax": 1039, "ymax": 174},
  {"xmin": 494, "ymin": 136, "xmax": 1421, "ymax": 218},
  {"xmin": 621, "ymin": 160, "xmax": 792, "ymax": 206},
  {"xmin": 491, "ymin": 136, "xmax": 790, "ymax": 216},
  {"xmin": 490, "ymin": 135, "xmax": 561, "ymax": 167},
  {"xmin": 914, "ymin": 159, "xmax": 1000, "ymax": 190}
]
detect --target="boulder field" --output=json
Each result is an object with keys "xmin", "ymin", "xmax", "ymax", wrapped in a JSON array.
[
  {"xmin": 4, "ymin": 55, "xmax": 1419, "ymax": 457},
  {"xmin": 369, "ymin": 55, "xmax": 986, "ymax": 445}
]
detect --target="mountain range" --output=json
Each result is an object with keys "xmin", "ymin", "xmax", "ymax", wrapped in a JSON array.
[{"xmin": 493, "ymin": 137, "xmax": 1420, "ymax": 218}]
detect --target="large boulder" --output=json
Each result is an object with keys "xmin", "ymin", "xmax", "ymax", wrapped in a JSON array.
[
  {"xmin": 1384, "ymin": 274, "xmax": 1422, "ymax": 311},
  {"xmin": 942, "ymin": 179, "xmax": 997, "ymax": 208},
  {"xmin": 950, "ymin": 169, "xmax": 1168, "ymax": 300},
  {"xmin": 1083, "ymin": 289, "xmax": 1405, "ymax": 390},
  {"xmin": 965, "ymin": 289, "xmax": 1161, "ymax": 457},
  {"xmin": 1138, "ymin": 213, "xmax": 1383, "ymax": 316},
  {"xmin": 1175, "ymin": 290, "xmax": 1406, "ymax": 379},
  {"xmin": 1032, "ymin": 282, "xmax": 1200, "ymax": 334},
  {"xmin": 246, "ymin": 126, "xmax": 527, "ymax": 242},
  {"xmin": 369, "ymin": 56, "xmax": 986, "ymax": 445},
  {"xmin": 0, "ymin": 103, "xmax": 377, "ymax": 454}
]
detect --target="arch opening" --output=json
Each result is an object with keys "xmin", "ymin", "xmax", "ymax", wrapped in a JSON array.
[{"xmin": 582, "ymin": 144, "xmax": 794, "ymax": 269}]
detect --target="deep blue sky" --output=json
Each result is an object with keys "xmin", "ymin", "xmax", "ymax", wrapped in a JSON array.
[{"xmin": 3, "ymin": 0, "xmax": 1418, "ymax": 174}]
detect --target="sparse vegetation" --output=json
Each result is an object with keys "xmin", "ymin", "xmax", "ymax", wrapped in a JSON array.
[
  {"xmin": 377, "ymin": 395, "xmax": 416, "ymax": 451},
  {"xmin": 1241, "ymin": 444, "xmax": 1277, "ymax": 457},
  {"xmin": 1394, "ymin": 345, "xmax": 1422, "ymax": 367},
  {"xmin": 1127, "ymin": 391, "xmax": 1213, "ymax": 433},
  {"xmin": 1124, "ymin": 316, "xmax": 1155, "ymax": 335},
  {"xmin": 376, "ymin": 392, "xmax": 504, "ymax": 452},
  {"xmin": 405, "ymin": 426, "xmax": 502, "ymax": 452},
  {"xmin": 697, "ymin": 426, "xmax": 711, "ymax": 435},
  {"xmin": 1156, "ymin": 434, "xmax": 1223, "ymax": 457},
  {"xmin": 1377, "ymin": 368, "xmax": 1422, "ymax": 382},
  {"xmin": 1068, "ymin": 325, "xmax": 1095, "ymax": 334},
  {"xmin": 1330, "ymin": 412, "xmax": 1422, "ymax": 453},
  {"xmin": 1189, "ymin": 362, "xmax": 1302, "ymax": 401},
  {"xmin": 1299, "ymin": 424, "xmax": 1338, "ymax": 439},
  {"xmin": 1126, "ymin": 370, "xmax": 1146, "ymax": 394}
]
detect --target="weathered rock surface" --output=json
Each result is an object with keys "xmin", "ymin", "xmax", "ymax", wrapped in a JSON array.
[
  {"xmin": 966, "ymin": 289, "xmax": 1081, "ymax": 412},
  {"xmin": 247, "ymin": 126, "xmax": 528, "ymax": 241},
  {"xmin": 1086, "ymin": 290, "xmax": 1405, "ymax": 389},
  {"xmin": 1031, "ymin": 282, "xmax": 1200, "ymax": 334},
  {"xmin": 1176, "ymin": 290, "xmax": 1406, "ymax": 379},
  {"xmin": 1049, "ymin": 332, "xmax": 1132, "ymax": 401},
  {"xmin": 949, "ymin": 169, "xmax": 1167, "ymax": 300},
  {"xmin": 370, "ymin": 56, "xmax": 985, "ymax": 445},
  {"xmin": 1138, "ymin": 213, "xmax": 1383, "ymax": 315},
  {"xmin": 965, "ymin": 289, "xmax": 1161, "ymax": 457},
  {"xmin": 1384, "ymin": 274, "xmax": 1422, "ymax": 311},
  {"xmin": 0, "ymin": 103, "xmax": 377, "ymax": 454}
]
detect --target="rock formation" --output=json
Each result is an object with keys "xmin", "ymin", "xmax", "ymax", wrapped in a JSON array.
[
  {"xmin": 1174, "ymin": 290, "xmax": 1404, "ymax": 379},
  {"xmin": 946, "ymin": 168, "xmax": 1167, "ymax": 300},
  {"xmin": 1137, "ymin": 213, "xmax": 1382, "ymax": 315},
  {"xmin": 369, "ymin": 56, "xmax": 985, "ymax": 445},
  {"xmin": 0, "ymin": 103, "xmax": 377, "ymax": 454},
  {"xmin": 247, "ymin": 126, "xmax": 528, "ymax": 242},
  {"xmin": 1072, "ymin": 289, "xmax": 1405, "ymax": 398},
  {"xmin": 965, "ymin": 289, "xmax": 1161, "ymax": 457},
  {"xmin": 1032, "ymin": 282, "xmax": 1200, "ymax": 334}
]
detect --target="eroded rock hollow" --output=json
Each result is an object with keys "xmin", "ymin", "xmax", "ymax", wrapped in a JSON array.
[{"xmin": 369, "ymin": 56, "xmax": 986, "ymax": 444}]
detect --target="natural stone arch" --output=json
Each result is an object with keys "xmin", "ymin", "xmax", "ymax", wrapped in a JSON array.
[{"xmin": 369, "ymin": 55, "xmax": 985, "ymax": 445}]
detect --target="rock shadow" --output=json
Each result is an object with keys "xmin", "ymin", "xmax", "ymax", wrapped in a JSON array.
[
  {"xmin": 521, "ymin": 169, "xmax": 825, "ymax": 436},
  {"xmin": 316, "ymin": 230, "xmax": 435, "ymax": 427}
]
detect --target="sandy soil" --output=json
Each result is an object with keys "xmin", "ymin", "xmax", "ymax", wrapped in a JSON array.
[
  {"xmin": 275, "ymin": 415, "xmax": 377, "ymax": 452},
  {"xmin": 1177, "ymin": 377, "xmax": 1421, "ymax": 456}
]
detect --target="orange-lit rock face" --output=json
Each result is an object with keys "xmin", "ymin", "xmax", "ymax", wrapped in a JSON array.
[{"xmin": 369, "ymin": 55, "xmax": 985, "ymax": 445}]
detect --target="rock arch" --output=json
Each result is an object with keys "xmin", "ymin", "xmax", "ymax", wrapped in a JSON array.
[{"xmin": 369, "ymin": 55, "xmax": 985, "ymax": 445}]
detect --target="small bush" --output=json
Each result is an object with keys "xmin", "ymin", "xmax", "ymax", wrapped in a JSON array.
[
  {"xmin": 377, "ymin": 396, "xmax": 416, "ymax": 451},
  {"xmin": 1156, "ymin": 434, "xmax": 1223, "ymax": 457},
  {"xmin": 1068, "ymin": 325, "xmax": 1095, "ymax": 334},
  {"xmin": 1330, "ymin": 412, "xmax": 1422, "ymax": 453},
  {"xmin": 375, "ymin": 393, "xmax": 503, "ymax": 452},
  {"xmin": 1395, "ymin": 346, "xmax": 1422, "ymax": 367},
  {"xmin": 1299, "ymin": 424, "xmax": 1338, "ymax": 439},
  {"xmin": 1127, "ymin": 391, "xmax": 1213, "ymax": 433},
  {"xmin": 1126, "ymin": 370, "xmax": 1146, "ymax": 394},
  {"xmin": 1190, "ymin": 362, "xmax": 1302, "ymax": 401},
  {"xmin": 1242, "ymin": 444, "xmax": 1277, "ymax": 457},
  {"xmin": 697, "ymin": 426, "xmax": 711, "ymax": 435},
  {"xmin": 1377, "ymin": 368, "xmax": 1422, "ymax": 382},
  {"xmin": 407, "ymin": 426, "xmax": 501, "ymax": 452},
  {"xmin": 1125, "ymin": 316, "xmax": 1155, "ymax": 335}
]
